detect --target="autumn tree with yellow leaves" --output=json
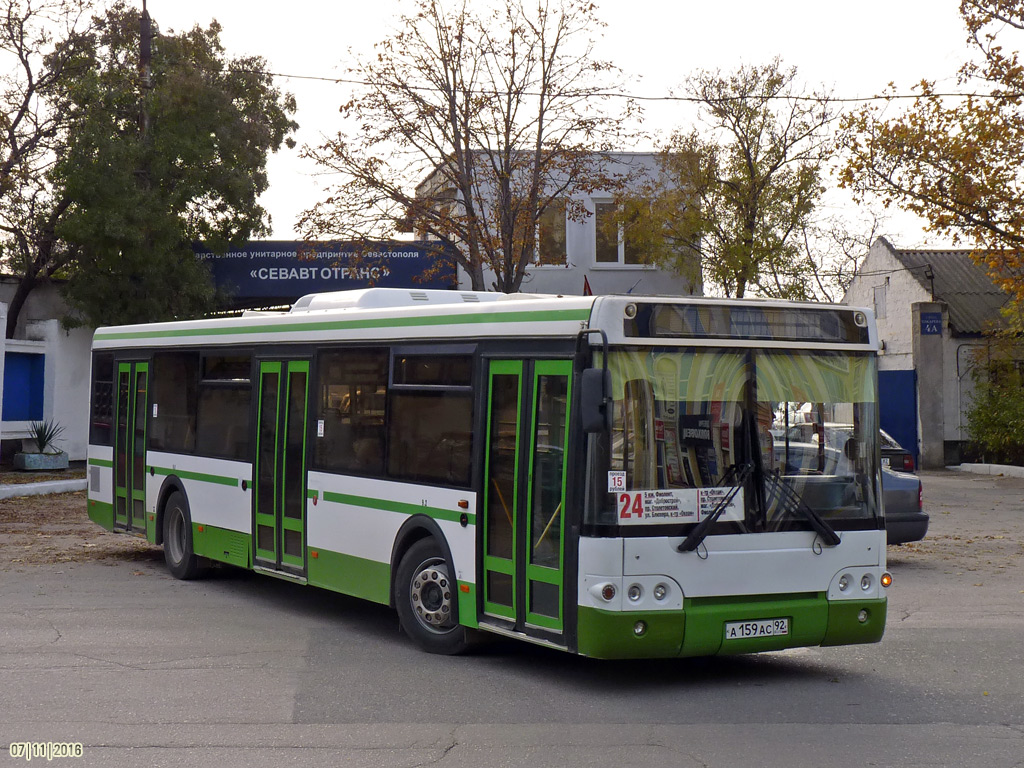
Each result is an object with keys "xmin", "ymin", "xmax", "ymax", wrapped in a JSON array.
[{"xmin": 841, "ymin": 0, "xmax": 1024, "ymax": 305}]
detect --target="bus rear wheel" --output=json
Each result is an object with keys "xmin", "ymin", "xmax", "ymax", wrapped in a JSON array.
[
  {"xmin": 162, "ymin": 491, "xmax": 207, "ymax": 580},
  {"xmin": 395, "ymin": 538, "xmax": 470, "ymax": 655}
]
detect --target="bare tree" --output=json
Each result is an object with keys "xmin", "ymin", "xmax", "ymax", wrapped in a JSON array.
[
  {"xmin": 300, "ymin": 0, "xmax": 636, "ymax": 292},
  {"xmin": 1, "ymin": 0, "xmax": 95, "ymax": 336}
]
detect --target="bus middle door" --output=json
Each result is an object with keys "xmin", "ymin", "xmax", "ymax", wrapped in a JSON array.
[
  {"xmin": 482, "ymin": 359, "xmax": 572, "ymax": 641},
  {"xmin": 253, "ymin": 360, "xmax": 310, "ymax": 576}
]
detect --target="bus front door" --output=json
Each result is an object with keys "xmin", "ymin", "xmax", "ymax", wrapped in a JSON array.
[
  {"xmin": 483, "ymin": 359, "xmax": 572, "ymax": 640},
  {"xmin": 253, "ymin": 360, "xmax": 310, "ymax": 576},
  {"xmin": 113, "ymin": 361, "xmax": 149, "ymax": 535}
]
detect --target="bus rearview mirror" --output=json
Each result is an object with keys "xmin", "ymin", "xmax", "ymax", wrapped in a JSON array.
[{"xmin": 581, "ymin": 368, "xmax": 612, "ymax": 433}]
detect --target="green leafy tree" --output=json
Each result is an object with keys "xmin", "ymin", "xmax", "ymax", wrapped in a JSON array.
[
  {"xmin": 1, "ymin": 1, "xmax": 297, "ymax": 334},
  {"xmin": 301, "ymin": 0, "xmax": 636, "ymax": 292},
  {"xmin": 647, "ymin": 59, "xmax": 836, "ymax": 298},
  {"xmin": 841, "ymin": 0, "xmax": 1024, "ymax": 304},
  {"xmin": 965, "ymin": 309, "xmax": 1024, "ymax": 463}
]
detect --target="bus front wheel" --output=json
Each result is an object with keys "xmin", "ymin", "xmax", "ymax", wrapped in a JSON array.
[
  {"xmin": 162, "ymin": 491, "xmax": 207, "ymax": 580},
  {"xmin": 395, "ymin": 538, "xmax": 470, "ymax": 655}
]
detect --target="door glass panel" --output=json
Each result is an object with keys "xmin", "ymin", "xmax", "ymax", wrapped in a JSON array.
[
  {"xmin": 283, "ymin": 370, "xmax": 307, "ymax": 521},
  {"xmin": 257, "ymin": 372, "xmax": 279, "ymax": 524},
  {"xmin": 132, "ymin": 371, "xmax": 148, "ymax": 489},
  {"xmin": 530, "ymin": 374, "xmax": 567, "ymax": 569},
  {"xmin": 487, "ymin": 571, "xmax": 513, "ymax": 607},
  {"xmin": 486, "ymin": 374, "xmax": 519, "ymax": 561},
  {"xmin": 529, "ymin": 580, "xmax": 560, "ymax": 618},
  {"xmin": 116, "ymin": 371, "xmax": 130, "ymax": 487},
  {"xmin": 283, "ymin": 529, "xmax": 302, "ymax": 557}
]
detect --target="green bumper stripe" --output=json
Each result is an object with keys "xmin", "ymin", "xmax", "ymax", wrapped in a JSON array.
[
  {"xmin": 192, "ymin": 523, "xmax": 251, "ymax": 568},
  {"xmin": 96, "ymin": 308, "xmax": 592, "ymax": 341},
  {"xmin": 577, "ymin": 606, "xmax": 686, "ymax": 659},
  {"xmin": 822, "ymin": 598, "xmax": 887, "ymax": 646},
  {"xmin": 457, "ymin": 581, "xmax": 478, "ymax": 630},
  {"xmin": 318, "ymin": 490, "xmax": 476, "ymax": 526},
  {"xmin": 151, "ymin": 465, "xmax": 241, "ymax": 487},
  {"xmin": 88, "ymin": 499, "xmax": 114, "ymax": 530},
  {"xmin": 682, "ymin": 593, "xmax": 827, "ymax": 657},
  {"xmin": 576, "ymin": 593, "xmax": 887, "ymax": 660},
  {"xmin": 307, "ymin": 548, "xmax": 390, "ymax": 605},
  {"xmin": 88, "ymin": 457, "xmax": 114, "ymax": 468}
]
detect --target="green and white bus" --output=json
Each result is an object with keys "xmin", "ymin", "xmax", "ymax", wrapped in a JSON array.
[{"xmin": 87, "ymin": 289, "xmax": 891, "ymax": 658}]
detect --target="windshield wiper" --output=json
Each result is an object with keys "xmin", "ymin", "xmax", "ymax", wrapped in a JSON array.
[
  {"xmin": 764, "ymin": 472, "xmax": 841, "ymax": 547},
  {"xmin": 677, "ymin": 462, "xmax": 754, "ymax": 553}
]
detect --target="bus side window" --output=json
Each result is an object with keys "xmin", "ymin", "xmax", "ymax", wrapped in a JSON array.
[{"xmin": 314, "ymin": 348, "xmax": 388, "ymax": 476}]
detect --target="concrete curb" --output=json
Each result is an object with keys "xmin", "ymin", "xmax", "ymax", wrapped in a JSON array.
[
  {"xmin": 947, "ymin": 463, "xmax": 1024, "ymax": 479},
  {"xmin": 0, "ymin": 479, "xmax": 88, "ymax": 500}
]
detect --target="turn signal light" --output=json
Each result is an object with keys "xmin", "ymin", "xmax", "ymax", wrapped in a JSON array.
[{"xmin": 880, "ymin": 572, "xmax": 892, "ymax": 588}]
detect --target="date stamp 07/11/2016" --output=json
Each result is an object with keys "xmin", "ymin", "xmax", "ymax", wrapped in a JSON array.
[{"xmin": 8, "ymin": 743, "xmax": 84, "ymax": 762}]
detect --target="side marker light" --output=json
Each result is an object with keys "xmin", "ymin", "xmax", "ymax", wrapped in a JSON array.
[{"xmin": 880, "ymin": 572, "xmax": 892, "ymax": 588}]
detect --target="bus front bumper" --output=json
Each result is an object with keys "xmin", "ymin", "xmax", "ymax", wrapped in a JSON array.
[{"xmin": 576, "ymin": 594, "xmax": 887, "ymax": 659}]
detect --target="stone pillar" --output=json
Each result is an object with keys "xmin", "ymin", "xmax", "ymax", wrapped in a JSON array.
[{"xmin": 912, "ymin": 302, "xmax": 948, "ymax": 469}]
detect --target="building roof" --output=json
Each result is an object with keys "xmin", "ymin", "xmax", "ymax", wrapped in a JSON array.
[{"xmin": 889, "ymin": 244, "xmax": 1010, "ymax": 334}]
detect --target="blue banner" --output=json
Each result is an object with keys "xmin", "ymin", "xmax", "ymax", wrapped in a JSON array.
[{"xmin": 195, "ymin": 241, "xmax": 457, "ymax": 301}]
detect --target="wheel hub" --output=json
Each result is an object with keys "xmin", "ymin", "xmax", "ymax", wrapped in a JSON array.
[{"xmin": 410, "ymin": 561, "xmax": 453, "ymax": 630}]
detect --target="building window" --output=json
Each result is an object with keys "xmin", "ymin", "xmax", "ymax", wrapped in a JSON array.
[
  {"xmin": 594, "ymin": 199, "xmax": 654, "ymax": 266},
  {"xmin": 537, "ymin": 200, "xmax": 567, "ymax": 266}
]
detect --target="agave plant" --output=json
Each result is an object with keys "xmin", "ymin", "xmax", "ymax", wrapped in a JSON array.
[{"xmin": 28, "ymin": 419, "xmax": 66, "ymax": 454}]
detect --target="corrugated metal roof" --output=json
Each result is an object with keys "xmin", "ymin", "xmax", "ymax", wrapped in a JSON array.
[{"xmin": 892, "ymin": 249, "xmax": 1009, "ymax": 334}]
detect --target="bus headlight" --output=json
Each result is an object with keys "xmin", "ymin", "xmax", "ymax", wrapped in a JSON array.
[
  {"xmin": 653, "ymin": 583, "xmax": 668, "ymax": 601},
  {"xmin": 860, "ymin": 574, "xmax": 873, "ymax": 591},
  {"xmin": 838, "ymin": 573, "xmax": 851, "ymax": 592},
  {"xmin": 627, "ymin": 584, "xmax": 642, "ymax": 602},
  {"xmin": 633, "ymin": 621, "xmax": 647, "ymax": 636}
]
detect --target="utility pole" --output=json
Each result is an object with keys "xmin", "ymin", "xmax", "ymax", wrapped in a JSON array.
[{"xmin": 139, "ymin": 0, "xmax": 152, "ymax": 139}]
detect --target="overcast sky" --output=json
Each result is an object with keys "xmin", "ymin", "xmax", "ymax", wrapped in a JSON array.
[{"xmin": 149, "ymin": 0, "xmax": 976, "ymax": 246}]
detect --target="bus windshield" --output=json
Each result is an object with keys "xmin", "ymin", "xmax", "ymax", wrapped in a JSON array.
[{"xmin": 586, "ymin": 347, "xmax": 881, "ymax": 532}]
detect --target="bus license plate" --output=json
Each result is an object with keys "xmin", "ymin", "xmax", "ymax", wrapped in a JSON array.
[{"xmin": 724, "ymin": 618, "xmax": 789, "ymax": 640}]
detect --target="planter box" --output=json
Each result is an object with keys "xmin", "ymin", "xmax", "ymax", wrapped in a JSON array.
[{"xmin": 13, "ymin": 452, "xmax": 69, "ymax": 471}]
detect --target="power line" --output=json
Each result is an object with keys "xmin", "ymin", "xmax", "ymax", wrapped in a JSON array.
[{"xmin": 247, "ymin": 68, "xmax": 1024, "ymax": 105}]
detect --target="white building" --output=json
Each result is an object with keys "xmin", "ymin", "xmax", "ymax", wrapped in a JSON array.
[
  {"xmin": 416, "ymin": 152, "xmax": 701, "ymax": 297},
  {"xmin": 0, "ymin": 278, "xmax": 91, "ymax": 462},
  {"xmin": 844, "ymin": 237, "xmax": 1011, "ymax": 468}
]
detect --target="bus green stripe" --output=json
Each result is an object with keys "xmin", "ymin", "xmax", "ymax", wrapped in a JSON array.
[
  {"xmin": 88, "ymin": 457, "xmax": 114, "ymax": 468},
  {"xmin": 95, "ymin": 308, "xmax": 591, "ymax": 341},
  {"xmin": 318, "ymin": 490, "xmax": 476, "ymax": 526},
  {"xmin": 150, "ymin": 465, "xmax": 241, "ymax": 487}
]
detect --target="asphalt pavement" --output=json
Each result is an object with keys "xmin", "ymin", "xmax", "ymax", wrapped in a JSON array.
[{"xmin": 0, "ymin": 470, "xmax": 1021, "ymax": 767}]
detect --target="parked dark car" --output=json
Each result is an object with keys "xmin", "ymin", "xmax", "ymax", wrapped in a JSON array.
[
  {"xmin": 770, "ymin": 424, "xmax": 928, "ymax": 544},
  {"xmin": 880, "ymin": 467, "xmax": 929, "ymax": 544},
  {"xmin": 879, "ymin": 428, "xmax": 915, "ymax": 473}
]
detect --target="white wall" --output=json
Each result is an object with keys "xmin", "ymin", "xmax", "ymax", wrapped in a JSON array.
[
  {"xmin": 843, "ymin": 238, "xmax": 930, "ymax": 372},
  {"xmin": 454, "ymin": 153, "xmax": 700, "ymax": 297},
  {"xmin": 0, "ymin": 281, "xmax": 92, "ymax": 461}
]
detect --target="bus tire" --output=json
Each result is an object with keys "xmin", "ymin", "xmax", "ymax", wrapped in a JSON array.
[
  {"xmin": 162, "ymin": 491, "xmax": 207, "ymax": 580},
  {"xmin": 394, "ymin": 537, "xmax": 470, "ymax": 655}
]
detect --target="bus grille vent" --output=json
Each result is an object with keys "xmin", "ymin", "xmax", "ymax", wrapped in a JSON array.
[
  {"xmin": 409, "ymin": 292, "xmax": 430, "ymax": 301},
  {"xmin": 461, "ymin": 294, "xmax": 480, "ymax": 302}
]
